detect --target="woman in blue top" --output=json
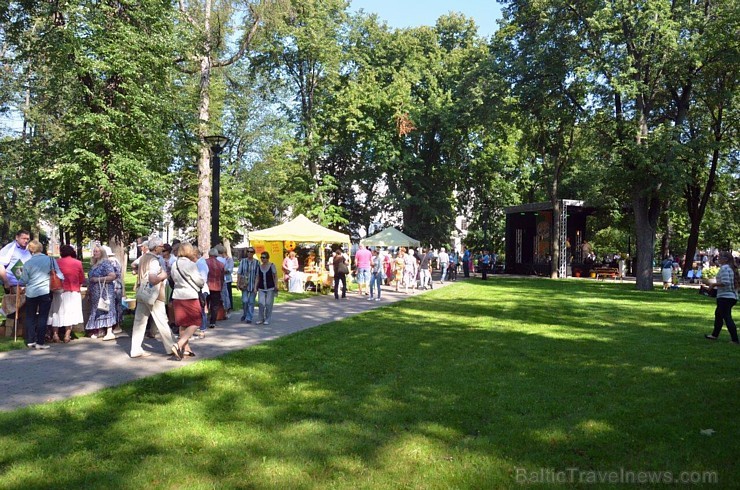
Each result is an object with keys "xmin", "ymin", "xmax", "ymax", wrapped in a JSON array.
[
  {"xmin": 705, "ymin": 251, "xmax": 739, "ymax": 344},
  {"xmin": 20, "ymin": 240, "xmax": 64, "ymax": 349}
]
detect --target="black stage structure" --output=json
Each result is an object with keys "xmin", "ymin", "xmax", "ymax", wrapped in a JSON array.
[{"xmin": 504, "ymin": 200, "xmax": 594, "ymax": 276}]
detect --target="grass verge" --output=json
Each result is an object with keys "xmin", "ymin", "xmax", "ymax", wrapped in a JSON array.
[{"xmin": 0, "ymin": 278, "xmax": 736, "ymax": 488}]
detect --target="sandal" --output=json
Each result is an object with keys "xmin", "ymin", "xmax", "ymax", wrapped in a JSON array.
[
  {"xmin": 52, "ymin": 336, "xmax": 61, "ymax": 343},
  {"xmin": 171, "ymin": 343, "xmax": 182, "ymax": 360},
  {"xmin": 183, "ymin": 350, "xmax": 196, "ymax": 357},
  {"xmin": 63, "ymin": 333, "xmax": 71, "ymax": 343},
  {"xmin": 704, "ymin": 335, "xmax": 718, "ymax": 340}
]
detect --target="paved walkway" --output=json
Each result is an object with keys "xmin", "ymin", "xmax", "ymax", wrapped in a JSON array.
[{"xmin": 0, "ymin": 283, "xmax": 451, "ymax": 412}]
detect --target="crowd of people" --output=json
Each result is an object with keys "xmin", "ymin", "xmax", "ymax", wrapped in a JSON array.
[{"xmin": 4, "ymin": 228, "xmax": 735, "ymax": 353}]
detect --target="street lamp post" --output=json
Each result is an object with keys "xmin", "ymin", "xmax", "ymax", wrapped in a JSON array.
[{"xmin": 204, "ymin": 134, "xmax": 229, "ymax": 249}]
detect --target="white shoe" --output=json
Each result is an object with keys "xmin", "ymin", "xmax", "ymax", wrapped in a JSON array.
[
  {"xmin": 35, "ymin": 344, "xmax": 50, "ymax": 350},
  {"xmin": 263, "ymin": 321, "xmax": 270, "ymax": 325},
  {"xmin": 130, "ymin": 351, "xmax": 152, "ymax": 358},
  {"xmin": 367, "ymin": 297, "xmax": 374, "ymax": 301},
  {"xmin": 90, "ymin": 334, "xmax": 98, "ymax": 339},
  {"xmin": 375, "ymin": 298, "xmax": 381, "ymax": 301},
  {"xmin": 103, "ymin": 333, "xmax": 116, "ymax": 341},
  {"xmin": 26, "ymin": 342, "xmax": 36, "ymax": 348},
  {"xmin": 256, "ymin": 320, "xmax": 264, "ymax": 325}
]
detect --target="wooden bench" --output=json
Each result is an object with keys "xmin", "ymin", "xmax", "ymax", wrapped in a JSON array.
[{"xmin": 592, "ymin": 267, "xmax": 621, "ymax": 281}]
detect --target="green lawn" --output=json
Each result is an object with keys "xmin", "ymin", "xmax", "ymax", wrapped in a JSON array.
[{"xmin": 0, "ymin": 278, "xmax": 737, "ymax": 488}]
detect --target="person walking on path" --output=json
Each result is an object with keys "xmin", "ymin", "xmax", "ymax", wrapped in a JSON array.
[
  {"xmin": 369, "ymin": 249, "xmax": 385, "ymax": 301},
  {"xmin": 704, "ymin": 251, "xmax": 739, "ymax": 344},
  {"xmin": 205, "ymin": 248, "xmax": 225, "ymax": 328},
  {"xmin": 332, "ymin": 249, "xmax": 349, "ymax": 299},
  {"xmin": 419, "ymin": 248, "xmax": 434, "ymax": 290},
  {"xmin": 170, "ymin": 243, "xmax": 205, "ymax": 360},
  {"xmin": 237, "ymin": 247, "xmax": 260, "ymax": 323},
  {"xmin": 438, "ymin": 247, "xmax": 449, "ymax": 283},
  {"xmin": 255, "ymin": 251, "xmax": 278, "ymax": 324},
  {"xmin": 129, "ymin": 237, "xmax": 176, "ymax": 358},
  {"xmin": 354, "ymin": 244, "xmax": 372, "ymax": 296},
  {"xmin": 462, "ymin": 247, "xmax": 471, "ymax": 278},
  {"xmin": 20, "ymin": 240, "xmax": 64, "ymax": 349}
]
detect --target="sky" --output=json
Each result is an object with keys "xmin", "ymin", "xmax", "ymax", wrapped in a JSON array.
[{"xmin": 349, "ymin": 0, "xmax": 504, "ymax": 38}]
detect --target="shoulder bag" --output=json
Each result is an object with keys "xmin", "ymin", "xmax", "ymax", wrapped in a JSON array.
[
  {"xmin": 97, "ymin": 279, "xmax": 111, "ymax": 312},
  {"xmin": 174, "ymin": 261, "xmax": 206, "ymax": 308},
  {"xmin": 49, "ymin": 257, "xmax": 64, "ymax": 293}
]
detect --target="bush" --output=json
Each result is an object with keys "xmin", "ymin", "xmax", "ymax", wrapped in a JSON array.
[{"xmin": 703, "ymin": 266, "xmax": 720, "ymax": 279}]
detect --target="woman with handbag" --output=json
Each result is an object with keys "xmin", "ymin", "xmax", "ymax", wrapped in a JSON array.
[
  {"xmin": 170, "ymin": 242, "xmax": 205, "ymax": 360},
  {"xmin": 84, "ymin": 245, "xmax": 118, "ymax": 339},
  {"xmin": 20, "ymin": 240, "xmax": 64, "ymax": 349},
  {"xmin": 49, "ymin": 245, "xmax": 85, "ymax": 343},
  {"xmin": 332, "ymin": 249, "xmax": 348, "ymax": 300}
]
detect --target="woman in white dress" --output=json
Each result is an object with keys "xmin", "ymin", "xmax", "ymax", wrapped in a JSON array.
[{"xmin": 50, "ymin": 245, "xmax": 85, "ymax": 343}]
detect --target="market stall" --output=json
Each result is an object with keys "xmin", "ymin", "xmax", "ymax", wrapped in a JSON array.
[{"xmin": 248, "ymin": 215, "xmax": 351, "ymax": 292}]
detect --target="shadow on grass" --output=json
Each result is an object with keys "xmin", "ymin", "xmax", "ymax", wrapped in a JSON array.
[{"xmin": 0, "ymin": 279, "xmax": 735, "ymax": 488}]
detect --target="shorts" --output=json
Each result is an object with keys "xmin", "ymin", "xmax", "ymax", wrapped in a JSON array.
[
  {"xmin": 356, "ymin": 268, "xmax": 371, "ymax": 284},
  {"xmin": 173, "ymin": 299, "xmax": 202, "ymax": 327}
]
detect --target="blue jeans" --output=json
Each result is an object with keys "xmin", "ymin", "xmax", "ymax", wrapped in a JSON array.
[
  {"xmin": 440, "ymin": 263, "xmax": 449, "ymax": 282},
  {"xmin": 258, "ymin": 289, "xmax": 275, "ymax": 322},
  {"xmin": 242, "ymin": 290, "xmax": 256, "ymax": 322},
  {"xmin": 25, "ymin": 294, "xmax": 52, "ymax": 345},
  {"xmin": 370, "ymin": 272, "xmax": 383, "ymax": 298}
]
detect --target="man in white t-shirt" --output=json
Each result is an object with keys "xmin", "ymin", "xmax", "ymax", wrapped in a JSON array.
[
  {"xmin": 438, "ymin": 247, "xmax": 449, "ymax": 283},
  {"xmin": 129, "ymin": 236, "xmax": 176, "ymax": 358}
]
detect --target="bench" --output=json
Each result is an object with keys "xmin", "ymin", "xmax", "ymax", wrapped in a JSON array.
[{"xmin": 592, "ymin": 267, "xmax": 621, "ymax": 281}]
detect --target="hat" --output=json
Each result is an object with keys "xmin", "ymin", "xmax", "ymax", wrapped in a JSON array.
[
  {"xmin": 148, "ymin": 236, "xmax": 164, "ymax": 248},
  {"xmin": 101, "ymin": 245, "xmax": 113, "ymax": 257},
  {"xmin": 138, "ymin": 240, "xmax": 149, "ymax": 249},
  {"xmin": 208, "ymin": 248, "xmax": 219, "ymax": 256}
]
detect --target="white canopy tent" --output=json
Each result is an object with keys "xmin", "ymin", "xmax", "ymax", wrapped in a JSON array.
[{"xmin": 360, "ymin": 227, "xmax": 420, "ymax": 248}]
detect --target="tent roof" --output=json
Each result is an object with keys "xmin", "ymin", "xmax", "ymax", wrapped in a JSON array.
[
  {"xmin": 248, "ymin": 214, "xmax": 350, "ymax": 244},
  {"xmin": 360, "ymin": 227, "xmax": 420, "ymax": 247}
]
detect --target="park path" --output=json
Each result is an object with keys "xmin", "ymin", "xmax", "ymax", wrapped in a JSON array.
[{"xmin": 0, "ymin": 283, "xmax": 452, "ymax": 412}]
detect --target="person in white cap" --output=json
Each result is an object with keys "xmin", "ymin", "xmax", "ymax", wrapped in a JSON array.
[{"xmin": 129, "ymin": 236, "xmax": 176, "ymax": 358}]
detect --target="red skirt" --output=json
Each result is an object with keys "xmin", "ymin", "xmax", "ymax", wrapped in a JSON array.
[{"xmin": 173, "ymin": 299, "xmax": 202, "ymax": 327}]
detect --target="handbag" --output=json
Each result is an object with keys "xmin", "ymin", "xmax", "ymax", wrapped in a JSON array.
[
  {"xmin": 97, "ymin": 279, "xmax": 110, "ymax": 312},
  {"xmin": 49, "ymin": 257, "xmax": 64, "ymax": 293},
  {"xmin": 237, "ymin": 274, "xmax": 248, "ymax": 291},
  {"xmin": 337, "ymin": 260, "xmax": 349, "ymax": 275},
  {"xmin": 135, "ymin": 280, "xmax": 159, "ymax": 307}
]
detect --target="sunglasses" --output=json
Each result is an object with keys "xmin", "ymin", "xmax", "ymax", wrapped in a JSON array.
[
  {"xmin": 247, "ymin": 250, "xmax": 255, "ymax": 253},
  {"xmin": 261, "ymin": 255, "xmax": 268, "ymax": 259}
]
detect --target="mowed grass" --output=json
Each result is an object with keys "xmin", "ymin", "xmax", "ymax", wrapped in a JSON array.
[{"xmin": 0, "ymin": 278, "xmax": 737, "ymax": 488}]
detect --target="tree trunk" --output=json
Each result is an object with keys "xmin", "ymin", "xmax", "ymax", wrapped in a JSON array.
[
  {"xmin": 660, "ymin": 208, "xmax": 672, "ymax": 259},
  {"xmin": 197, "ymin": 53, "xmax": 212, "ymax": 255},
  {"xmin": 550, "ymin": 198, "xmax": 561, "ymax": 279},
  {"xmin": 632, "ymin": 193, "xmax": 661, "ymax": 290}
]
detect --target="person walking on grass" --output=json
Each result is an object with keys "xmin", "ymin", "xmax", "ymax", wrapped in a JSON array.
[
  {"xmin": 255, "ymin": 251, "xmax": 278, "ymax": 324},
  {"xmin": 704, "ymin": 251, "xmax": 739, "ymax": 344}
]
